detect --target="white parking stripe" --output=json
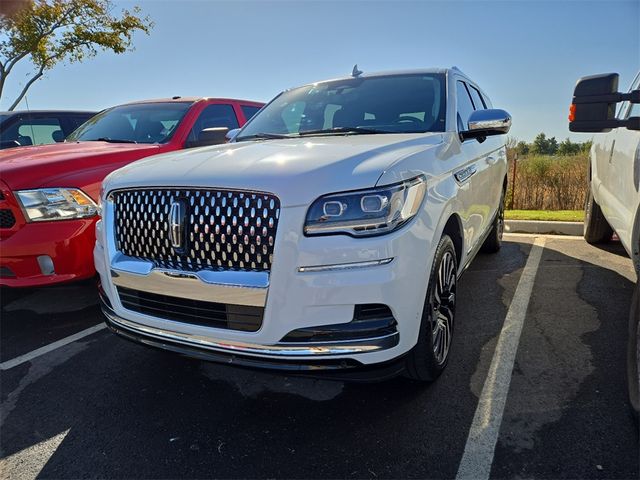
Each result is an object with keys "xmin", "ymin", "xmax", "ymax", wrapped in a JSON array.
[
  {"xmin": 0, "ymin": 323, "xmax": 106, "ymax": 371},
  {"xmin": 456, "ymin": 237, "xmax": 546, "ymax": 480}
]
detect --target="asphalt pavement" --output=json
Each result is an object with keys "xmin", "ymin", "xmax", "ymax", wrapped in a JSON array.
[{"xmin": 1, "ymin": 234, "xmax": 638, "ymax": 479}]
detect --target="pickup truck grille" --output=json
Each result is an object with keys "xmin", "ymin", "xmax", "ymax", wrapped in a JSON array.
[{"xmin": 113, "ymin": 188, "xmax": 280, "ymax": 272}]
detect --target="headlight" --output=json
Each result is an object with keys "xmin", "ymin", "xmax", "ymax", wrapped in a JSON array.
[
  {"xmin": 304, "ymin": 176, "xmax": 426, "ymax": 237},
  {"xmin": 16, "ymin": 188, "xmax": 98, "ymax": 222}
]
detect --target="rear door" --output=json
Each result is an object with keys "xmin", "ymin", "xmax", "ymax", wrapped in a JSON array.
[{"xmin": 454, "ymin": 79, "xmax": 503, "ymax": 252}]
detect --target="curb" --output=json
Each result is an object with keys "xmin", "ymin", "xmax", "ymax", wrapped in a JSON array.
[{"xmin": 505, "ymin": 220, "xmax": 583, "ymax": 236}]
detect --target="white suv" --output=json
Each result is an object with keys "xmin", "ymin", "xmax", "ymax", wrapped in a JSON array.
[
  {"xmin": 95, "ymin": 68, "xmax": 511, "ymax": 381},
  {"xmin": 570, "ymin": 71, "xmax": 640, "ymax": 415}
]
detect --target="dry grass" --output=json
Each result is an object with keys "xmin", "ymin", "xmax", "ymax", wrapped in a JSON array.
[{"xmin": 505, "ymin": 154, "xmax": 589, "ymax": 211}]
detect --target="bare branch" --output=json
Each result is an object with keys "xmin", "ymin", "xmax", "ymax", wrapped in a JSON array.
[{"xmin": 8, "ymin": 66, "xmax": 44, "ymax": 111}]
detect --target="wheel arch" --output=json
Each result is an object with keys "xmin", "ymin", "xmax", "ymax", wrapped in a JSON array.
[
  {"xmin": 632, "ymin": 204, "xmax": 640, "ymax": 275},
  {"xmin": 441, "ymin": 213, "xmax": 464, "ymax": 268}
]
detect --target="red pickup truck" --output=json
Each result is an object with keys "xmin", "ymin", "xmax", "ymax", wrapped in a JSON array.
[{"xmin": 0, "ymin": 97, "xmax": 263, "ymax": 287}]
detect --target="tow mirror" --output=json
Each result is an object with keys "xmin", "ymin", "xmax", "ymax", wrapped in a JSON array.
[
  {"xmin": 569, "ymin": 73, "xmax": 640, "ymax": 132},
  {"xmin": 185, "ymin": 127, "xmax": 229, "ymax": 148},
  {"xmin": 461, "ymin": 109, "xmax": 512, "ymax": 141}
]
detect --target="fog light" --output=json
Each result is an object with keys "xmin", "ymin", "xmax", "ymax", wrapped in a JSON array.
[{"xmin": 37, "ymin": 255, "xmax": 55, "ymax": 275}]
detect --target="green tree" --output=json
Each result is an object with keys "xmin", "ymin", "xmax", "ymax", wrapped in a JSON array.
[
  {"xmin": 558, "ymin": 137, "xmax": 584, "ymax": 155},
  {"xmin": 0, "ymin": 0, "xmax": 153, "ymax": 110},
  {"xmin": 547, "ymin": 136, "xmax": 558, "ymax": 155},
  {"xmin": 531, "ymin": 133, "xmax": 550, "ymax": 155},
  {"xmin": 516, "ymin": 140, "xmax": 530, "ymax": 156}
]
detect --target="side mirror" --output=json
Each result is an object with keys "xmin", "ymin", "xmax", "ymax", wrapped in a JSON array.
[
  {"xmin": 185, "ymin": 127, "xmax": 229, "ymax": 148},
  {"xmin": 461, "ymin": 109, "xmax": 512, "ymax": 140},
  {"xmin": 569, "ymin": 73, "xmax": 640, "ymax": 132},
  {"xmin": 52, "ymin": 130, "xmax": 65, "ymax": 143},
  {"xmin": 226, "ymin": 128, "xmax": 241, "ymax": 142}
]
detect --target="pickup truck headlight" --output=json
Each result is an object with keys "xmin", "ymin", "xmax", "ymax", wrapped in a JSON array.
[
  {"xmin": 304, "ymin": 176, "xmax": 426, "ymax": 237},
  {"xmin": 16, "ymin": 188, "xmax": 98, "ymax": 222}
]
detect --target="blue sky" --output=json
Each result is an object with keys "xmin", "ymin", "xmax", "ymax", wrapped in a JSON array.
[{"xmin": 2, "ymin": 0, "xmax": 638, "ymax": 141}]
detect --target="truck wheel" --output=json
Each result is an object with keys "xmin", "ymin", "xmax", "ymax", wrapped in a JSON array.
[
  {"xmin": 405, "ymin": 235, "xmax": 457, "ymax": 382},
  {"xmin": 627, "ymin": 280, "xmax": 639, "ymax": 422},
  {"xmin": 584, "ymin": 187, "xmax": 612, "ymax": 244},
  {"xmin": 481, "ymin": 191, "xmax": 505, "ymax": 253}
]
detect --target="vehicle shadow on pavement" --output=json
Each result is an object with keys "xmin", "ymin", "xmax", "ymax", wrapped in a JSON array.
[
  {"xmin": 0, "ymin": 238, "xmax": 637, "ymax": 479},
  {"xmin": 0, "ymin": 279, "xmax": 100, "ymax": 362}
]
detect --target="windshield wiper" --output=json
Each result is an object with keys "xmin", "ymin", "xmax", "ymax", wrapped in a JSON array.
[
  {"xmin": 235, "ymin": 132, "xmax": 292, "ymax": 141},
  {"xmin": 297, "ymin": 126, "xmax": 393, "ymax": 136},
  {"xmin": 90, "ymin": 137, "xmax": 138, "ymax": 144}
]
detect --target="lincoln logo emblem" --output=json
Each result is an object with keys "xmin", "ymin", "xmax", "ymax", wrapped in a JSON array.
[{"xmin": 169, "ymin": 199, "xmax": 187, "ymax": 251}]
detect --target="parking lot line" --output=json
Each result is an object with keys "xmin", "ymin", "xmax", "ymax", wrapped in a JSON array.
[
  {"xmin": 0, "ymin": 323, "xmax": 106, "ymax": 371},
  {"xmin": 456, "ymin": 237, "xmax": 546, "ymax": 480}
]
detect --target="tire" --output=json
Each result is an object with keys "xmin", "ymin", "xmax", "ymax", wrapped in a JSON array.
[
  {"xmin": 405, "ymin": 235, "xmax": 458, "ymax": 382},
  {"xmin": 583, "ymin": 186, "xmax": 613, "ymax": 244},
  {"xmin": 627, "ymin": 280, "xmax": 639, "ymax": 423},
  {"xmin": 481, "ymin": 191, "xmax": 505, "ymax": 253}
]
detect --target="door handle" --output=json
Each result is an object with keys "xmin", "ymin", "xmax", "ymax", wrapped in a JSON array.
[{"xmin": 486, "ymin": 156, "xmax": 498, "ymax": 165}]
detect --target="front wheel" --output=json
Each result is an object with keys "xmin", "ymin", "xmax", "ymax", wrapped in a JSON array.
[
  {"xmin": 405, "ymin": 235, "xmax": 458, "ymax": 382},
  {"xmin": 481, "ymin": 191, "xmax": 505, "ymax": 253},
  {"xmin": 584, "ymin": 185, "xmax": 613, "ymax": 244}
]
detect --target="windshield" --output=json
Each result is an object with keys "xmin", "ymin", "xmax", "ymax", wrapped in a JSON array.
[
  {"xmin": 237, "ymin": 74, "xmax": 446, "ymax": 141},
  {"xmin": 67, "ymin": 102, "xmax": 192, "ymax": 144}
]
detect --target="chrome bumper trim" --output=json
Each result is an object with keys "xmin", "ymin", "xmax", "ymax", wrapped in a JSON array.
[
  {"xmin": 110, "ymin": 253, "xmax": 268, "ymax": 307},
  {"xmin": 102, "ymin": 304, "xmax": 399, "ymax": 357},
  {"xmin": 298, "ymin": 257, "xmax": 393, "ymax": 273}
]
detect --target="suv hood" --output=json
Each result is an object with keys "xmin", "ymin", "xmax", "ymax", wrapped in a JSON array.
[
  {"xmin": 105, "ymin": 134, "xmax": 444, "ymax": 207},
  {"xmin": 0, "ymin": 141, "xmax": 162, "ymax": 191}
]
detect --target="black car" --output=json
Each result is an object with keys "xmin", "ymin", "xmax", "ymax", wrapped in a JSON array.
[{"xmin": 0, "ymin": 110, "xmax": 97, "ymax": 149}]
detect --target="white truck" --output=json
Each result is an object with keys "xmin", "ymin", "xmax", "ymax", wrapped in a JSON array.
[
  {"xmin": 95, "ymin": 68, "xmax": 511, "ymax": 381},
  {"xmin": 570, "ymin": 71, "xmax": 640, "ymax": 416}
]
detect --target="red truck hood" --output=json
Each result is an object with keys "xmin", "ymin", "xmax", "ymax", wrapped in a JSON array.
[{"xmin": 0, "ymin": 141, "xmax": 164, "ymax": 192}]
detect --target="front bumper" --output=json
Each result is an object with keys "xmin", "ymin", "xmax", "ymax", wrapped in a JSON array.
[
  {"xmin": 0, "ymin": 217, "xmax": 98, "ymax": 287},
  {"xmin": 101, "ymin": 294, "xmax": 406, "ymax": 380},
  {"xmin": 96, "ymin": 200, "xmax": 437, "ymax": 369}
]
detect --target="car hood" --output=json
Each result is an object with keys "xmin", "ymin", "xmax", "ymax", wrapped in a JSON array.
[
  {"xmin": 0, "ymin": 141, "xmax": 163, "ymax": 191},
  {"xmin": 105, "ymin": 133, "xmax": 444, "ymax": 207}
]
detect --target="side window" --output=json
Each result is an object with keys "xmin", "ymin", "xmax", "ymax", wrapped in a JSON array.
[
  {"xmin": 241, "ymin": 105, "xmax": 261, "ymax": 122},
  {"xmin": 66, "ymin": 114, "xmax": 93, "ymax": 132},
  {"xmin": 15, "ymin": 117, "xmax": 64, "ymax": 146},
  {"xmin": 189, "ymin": 104, "xmax": 239, "ymax": 141},
  {"xmin": 619, "ymin": 74, "xmax": 640, "ymax": 119},
  {"xmin": 456, "ymin": 81, "xmax": 475, "ymax": 132},
  {"xmin": 624, "ymin": 75, "xmax": 640, "ymax": 119},
  {"xmin": 628, "ymin": 102, "xmax": 640, "ymax": 119},
  {"xmin": 468, "ymin": 86, "xmax": 487, "ymax": 110}
]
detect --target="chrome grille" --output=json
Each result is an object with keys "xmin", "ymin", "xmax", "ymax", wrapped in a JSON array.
[{"xmin": 112, "ymin": 188, "xmax": 280, "ymax": 272}]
